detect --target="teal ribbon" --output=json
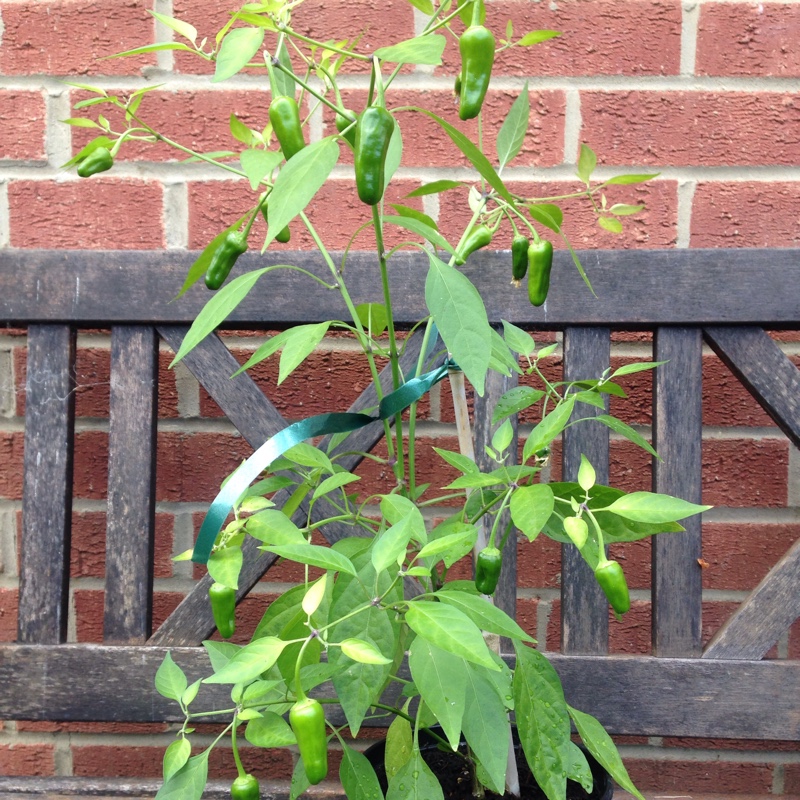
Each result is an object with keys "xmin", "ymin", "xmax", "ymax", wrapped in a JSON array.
[{"xmin": 192, "ymin": 360, "xmax": 453, "ymax": 564}]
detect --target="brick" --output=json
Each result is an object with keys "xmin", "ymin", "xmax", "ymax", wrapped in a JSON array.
[
  {"xmin": 0, "ymin": 589, "xmax": 19, "ymax": 641},
  {"xmin": 625, "ymin": 757, "xmax": 773, "ymax": 795},
  {"xmin": 698, "ymin": 2, "xmax": 800, "ymax": 78},
  {"xmin": 0, "ymin": 0, "xmax": 155, "ymax": 76},
  {"xmin": 691, "ymin": 182, "xmax": 800, "ymax": 248},
  {"xmin": 0, "ymin": 91, "xmax": 46, "ymax": 161},
  {"xmin": 0, "ymin": 744, "xmax": 55, "ymax": 777},
  {"xmin": 73, "ymin": 430, "xmax": 109, "ymax": 500},
  {"xmin": 515, "ymin": 597, "xmax": 539, "ymax": 641},
  {"xmin": 8, "ymin": 181, "xmax": 165, "ymax": 249},
  {"xmin": 701, "ymin": 523, "xmax": 800, "ymax": 592},
  {"xmin": 663, "ymin": 735, "xmax": 800, "ymax": 753},
  {"xmin": 72, "ymin": 745, "xmax": 166, "ymax": 778},
  {"xmin": 0, "ymin": 431, "xmax": 24, "ymax": 500},
  {"xmin": 787, "ymin": 761, "xmax": 800, "ymax": 793},
  {"xmin": 516, "ymin": 534, "xmax": 561, "ymax": 589},
  {"xmin": 582, "ymin": 91, "xmax": 800, "ymax": 167},
  {"xmin": 75, "ymin": 590, "xmax": 183, "ymax": 641},
  {"xmin": 18, "ymin": 720, "xmax": 166, "ymax": 734}
]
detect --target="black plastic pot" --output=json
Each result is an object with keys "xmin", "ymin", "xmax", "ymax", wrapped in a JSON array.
[{"xmin": 363, "ymin": 725, "xmax": 613, "ymax": 800}]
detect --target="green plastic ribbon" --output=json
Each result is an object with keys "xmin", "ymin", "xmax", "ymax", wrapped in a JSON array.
[{"xmin": 192, "ymin": 360, "xmax": 453, "ymax": 564}]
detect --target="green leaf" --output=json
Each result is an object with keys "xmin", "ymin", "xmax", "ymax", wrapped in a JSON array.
[
  {"xmin": 245, "ymin": 509, "xmax": 307, "ymax": 546},
  {"xmin": 510, "ymin": 483, "xmax": 555, "ymax": 543},
  {"xmin": 416, "ymin": 525, "xmax": 477, "ymax": 568},
  {"xmin": 148, "ymin": 10, "xmax": 197, "ymax": 43},
  {"xmin": 155, "ymin": 752, "xmax": 209, "ymax": 800},
  {"xmin": 240, "ymin": 148, "xmax": 281, "ymax": 189},
  {"xmin": 62, "ymin": 117, "xmax": 102, "ymax": 128},
  {"xmin": 380, "ymin": 495, "xmax": 426, "ymax": 543},
  {"xmin": 528, "ymin": 203, "xmax": 563, "ymax": 233},
  {"xmin": 606, "ymin": 173, "xmax": 659, "ymax": 185},
  {"xmin": 273, "ymin": 39, "xmax": 296, "ymax": 98},
  {"xmin": 314, "ymin": 472, "xmax": 360, "ymax": 499},
  {"xmin": 385, "ymin": 715, "xmax": 413, "ymax": 780},
  {"xmin": 576, "ymin": 143, "xmax": 597, "ymax": 185},
  {"xmin": 433, "ymin": 446, "xmax": 478, "ymax": 475},
  {"xmin": 162, "ymin": 738, "xmax": 191, "ymax": 783},
  {"xmin": 155, "ymin": 652, "xmax": 188, "ymax": 702},
  {"xmin": 408, "ymin": 638, "xmax": 466, "ymax": 749},
  {"xmin": 245, "ymin": 710, "xmax": 297, "ymax": 747},
  {"xmin": 263, "ymin": 543, "xmax": 358, "ymax": 575},
  {"xmin": 578, "ymin": 454, "xmax": 596, "ymax": 492},
  {"xmin": 207, "ymin": 545, "xmax": 242, "ymax": 589},
  {"xmin": 285, "ymin": 442, "xmax": 335, "ymax": 471},
  {"xmin": 425, "ymin": 253, "xmax": 492, "ymax": 396},
  {"xmin": 609, "ymin": 203, "xmax": 644, "ymax": 216},
  {"xmin": 375, "ymin": 34, "xmax": 446, "ymax": 65},
  {"xmin": 522, "ymin": 396, "xmax": 576, "ymax": 463},
  {"xmin": 405, "ymin": 601, "xmax": 500, "ymax": 671},
  {"xmin": 405, "ymin": 180, "xmax": 462, "ymax": 197},
  {"xmin": 413, "ymin": 109, "xmax": 515, "ymax": 206},
  {"xmin": 594, "ymin": 414, "xmax": 660, "ymax": 460},
  {"xmin": 612, "ymin": 360, "xmax": 666, "ymax": 377},
  {"xmin": 598, "ymin": 216, "xmax": 623, "ymax": 234},
  {"xmin": 501, "ymin": 319, "xmax": 536, "ymax": 357},
  {"xmin": 340, "ymin": 745, "xmax": 384, "ymax": 800},
  {"xmin": 566, "ymin": 742, "xmax": 594, "ymax": 793},
  {"xmin": 202, "ymin": 640, "xmax": 241, "ymax": 672},
  {"xmin": 354, "ymin": 303, "xmax": 389, "ymax": 335},
  {"xmin": 496, "ymin": 81, "xmax": 529, "ymax": 169},
  {"xmin": 213, "ymin": 27, "xmax": 265, "ymax": 82},
  {"xmin": 341, "ymin": 638, "xmax": 392, "ymax": 665},
  {"xmin": 278, "ymin": 322, "xmax": 331, "ymax": 384},
  {"xmin": 389, "ymin": 204, "xmax": 438, "ymax": 231},
  {"xmin": 383, "ymin": 214, "xmax": 455, "ymax": 255},
  {"xmin": 569, "ymin": 705, "xmax": 645, "ymax": 800},
  {"xmin": 518, "ymin": 29, "xmax": 561, "ymax": 46},
  {"xmin": 170, "ymin": 268, "xmax": 271, "ymax": 365},
  {"xmin": 106, "ymin": 43, "xmax": 196, "ymax": 58},
  {"xmin": 387, "ymin": 745, "xmax": 444, "ymax": 800},
  {"xmin": 262, "ymin": 137, "xmax": 339, "ymax": 247},
  {"xmin": 492, "ymin": 386, "xmax": 545, "ymax": 424},
  {"xmin": 513, "ymin": 643, "xmax": 572, "ymax": 800},
  {"xmin": 436, "ymin": 588, "xmax": 534, "ymax": 641},
  {"xmin": 203, "ymin": 637, "xmax": 288, "ymax": 684},
  {"xmin": 603, "ymin": 492, "xmax": 711, "ymax": 524},
  {"xmin": 60, "ymin": 135, "xmax": 114, "ymax": 169}
]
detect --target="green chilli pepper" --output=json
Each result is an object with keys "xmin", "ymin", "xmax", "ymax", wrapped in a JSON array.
[
  {"xmin": 594, "ymin": 559, "xmax": 631, "ymax": 615},
  {"xmin": 335, "ymin": 110, "xmax": 357, "ymax": 147},
  {"xmin": 511, "ymin": 234, "xmax": 530, "ymax": 281},
  {"xmin": 475, "ymin": 546, "xmax": 502, "ymax": 595},
  {"xmin": 204, "ymin": 231, "xmax": 248, "ymax": 291},
  {"xmin": 269, "ymin": 95, "xmax": 306, "ymax": 161},
  {"xmin": 230, "ymin": 773, "xmax": 260, "ymax": 799},
  {"xmin": 77, "ymin": 146, "xmax": 114, "ymax": 178},
  {"xmin": 290, "ymin": 697, "xmax": 328, "ymax": 785},
  {"xmin": 458, "ymin": 2, "xmax": 495, "ymax": 121},
  {"xmin": 455, "ymin": 224, "xmax": 493, "ymax": 266},
  {"xmin": 354, "ymin": 105, "xmax": 395, "ymax": 206},
  {"xmin": 527, "ymin": 239, "xmax": 554, "ymax": 307},
  {"xmin": 261, "ymin": 203, "xmax": 291, "ymax": 243},
  {"xmin": 208, "ymin": 582, "xmax": 236, "ymax": 639}
]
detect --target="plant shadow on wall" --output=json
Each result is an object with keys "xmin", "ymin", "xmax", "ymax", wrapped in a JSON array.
[{"xmin": 66, "ymin": 1, "xmax": 710, "ymax": 798}]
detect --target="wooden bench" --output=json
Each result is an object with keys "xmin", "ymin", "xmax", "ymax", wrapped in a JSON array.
[{"xmin": 0, "ymin": 247, "xmax": 798, "ymax": 798}]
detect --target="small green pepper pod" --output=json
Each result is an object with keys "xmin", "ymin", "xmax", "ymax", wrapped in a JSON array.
[
  {"xmin": 261, "ymin": 203, "xmax": 291, "ymax": 243},
  {"xmin": 475, "ymin": 546, "xmax": 502, "ymax": 595},
  {"xmin": 458, "ymin": 24, "xmax": 495, "ymax": 120},
  {"xmin": 77, "ymin": 146, "xmax": 114, "ymax": 178},
  {"xmin": 269, "ymin": 95, "xmax": 306, "ymax": 161},
  {"xmin": 208, "ymin": 582, "xmax": 237, "ymax": 639},
  {"xmin": 290, "ymin": 697, "xmax": 328, "ymax": 785},
  {"xmin": 335, "ymin": 110, "xmax": 358, "ymax": 147},
  {"xmin": 455, "ymin": 224, "xmax": 492, "ymax": 266},
  {"xmin": 354, "ymin": 106, "xmax": 395, "ymax": 206},
  {"xmin": 230, "ymin": 773, "xmax": 260, "ymax": 800},
  {"xmin": 527, "ymin": 239, "xmax": 554, "ymax": 307},
  {"xmin": 511, "ymin": 234, "xmax": 530, "ymax": 281},
  {"xmin": 594, "ymin": 559, "xmax": 631, "ymax": 615},
  {"xmin": 205, "ymin": 231, "xmax": 248, "ymax": 291}
]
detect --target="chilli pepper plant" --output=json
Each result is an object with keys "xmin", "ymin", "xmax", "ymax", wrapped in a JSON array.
[{"xmin": 67, "ymin": 1, "xmax": 710, "ymax": 798}]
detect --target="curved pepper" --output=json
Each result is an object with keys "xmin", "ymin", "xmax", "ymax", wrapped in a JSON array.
[
  {"xmin": 511, "ymin": 234, "xmax": 530, "ymax": 281},
  {"xmin": 208, "ymin": 582, "xmax": 236, "ymax": 639},
  {"xmin": 335, "ymin": 110, "xmax": 357, "ymax": 147},
  {"xmin": 354, "ymin": 106, "xmax": 395, "ymax": 206},
  {"xmin": 527, "ymin": 239, "xmax": 553, "ymax": 307},
  {"xmin": 269, "ymin": 95, "xmax": 306, "ymax": 161},
  {"xmin": 230, "ymin": 773, "xmax": 260, "ymax": 799},
  {"xmin": 458, "ymin": 4, "xmax": 495, "ymax": 122},
  {"xmin": 455, "ymin": 224, "xmax": 492, "ymax": 266},
  {"xmin": 77, "ymin": 146, "xmax": 114, "ymax": 178},
  {"xmin": 475, "ymin": 546, "xmax": 502, "ymax": 595},
  {"xmin": 290, "ymin": 697, "xmax": 328, "ymax": 785},
  {"xmin": 594, "ymin": 559, "xmax": 631, "ymax": 615},
  {"xmin": 205, "ymin": 231, "xmax": 248, "ymax": 291}
]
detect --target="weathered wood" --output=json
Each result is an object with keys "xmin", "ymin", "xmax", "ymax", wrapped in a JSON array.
[
  {"xmin": 704, "ymin": 326, "xmax": 800, "ymax": 449},
  {"xmin": 704, "ymin": 536, "xmax": 800, "ymax": 660},
  {"xmin": 652, "ymin": 328, "xmax": 704, "ymax": 657},
  {"xmin": 18, "ymin": 325, "xmax": 76, "ymax": 644},
  {"xmin": 1, "ymin": 644, "xmax": 798, "ymax": 740},
  {"xmin": 473, "ymin": 365, "xmax": 519, "ymax": 641},
  {"xmin": 3, "ymin": 249, "xmax": 800, "ymax": 327},
  {"xmin": 103, "ymin": 327, "xmax": 158, "ymax": 644},
  {"xmin": 561, "ymin": 327, "xmax": 610, "ymax": 654}
]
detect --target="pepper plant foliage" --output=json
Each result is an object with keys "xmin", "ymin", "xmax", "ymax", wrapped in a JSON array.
[{"xmin": 70, "ymin": 1, "xmax": 710, "ymax": 798}]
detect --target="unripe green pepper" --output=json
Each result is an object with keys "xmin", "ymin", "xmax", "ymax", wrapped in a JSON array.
[
  {"xmin": 260, "ymin": 203, "xmax": 291, "ymax": 243},
  {"xmin": 454, "ymin": 72, "xmax": 462, "ymax": 96},
  {"xmin": 335, "ymin": 110, "xmax": 357, "ymax": 147},
  {"xmin": 77, "ymin": 146, "xmax": 114, "ymax": 178},
  {"xmin": 290, "ymin": 697, "xmax": 328, "ymax": 785},
  {"xmin": 594, "ymin": 559, "xmax": 631, "ymax": 615},
  {"xmin": 208, "ymin": 582, "xmax": 236, "ymax": 639},
  {"xmin": 230, "ymin": 773, "xmax": 260, "ymax": 799},
  {"xmin": 205, "ymin": 231, "xmax": 248, "ymax": 291},
  {"xmin": 475, "ymin": 546, "xmax": 502, "ymax": 595},
  {"xmin": 458, "ymin": 24, "xmax": 495, "ymax": 120},
  {"xmin": 511, "ymin": 234, "xmax": 530, "ymax": 281},
  {"xmin": 354, "ymin": 106, "xmax": 395, "ymax": 206},
  {"xmin": 269, "ymin": 95, "xmax": 306, "ymax": 161},
  {"xmin": 455, "ymin": 224, "xmax": 492, "ymax": 266},
  {"xmin": 527, "ymin": 239, "xmax": 554, "ymax": 307}
]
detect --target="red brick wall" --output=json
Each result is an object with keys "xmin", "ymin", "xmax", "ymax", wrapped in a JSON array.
[{"xmin": 1, "ymin": 0, "xmax": 799, "ymax": 796}]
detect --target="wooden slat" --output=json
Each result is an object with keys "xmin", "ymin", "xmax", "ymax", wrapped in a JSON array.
[
  {"xmin": 1, "ymin": 644, "xmax": 798, "ymax": 740},
  {"xmin": 561, "ymin": 327, "xmax": 610, "ymax": 654},
  {"xmin": 704, "ymin": 326, "xmax": 800, "ymax": 449},
  {"xmin": 3, "ymin": 249, "xmax": 800, "ymax": 327},
  {"xmin": 473, "ymin": 365, "xmax": 519, "ymax": 637},
  {"xmin": 652, "ymin": 328, "xmax": 703, "ymax": 657},
  {"xmin": 704, "ymin": 536, "xmax": 800, "ymax": 660},
  {"xmin": 103, "ymin": 327, "xmax": 159, "ymax": 644},
  {"xmin": 18, "ymin": 325, "xmax": 76, "ymax": 644}
]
